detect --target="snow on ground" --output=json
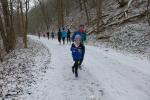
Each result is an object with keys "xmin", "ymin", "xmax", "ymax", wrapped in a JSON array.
[
  {"xmin": 26, "ymin": 35, "xmax": 150, "ymax": 100},
  {"xmin": 0, "ymin": 39, "xmax": 51, "ymax": 100}
]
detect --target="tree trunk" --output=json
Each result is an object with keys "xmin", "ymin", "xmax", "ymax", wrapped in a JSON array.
[
  {"xmin": 65, "ymin": 0, "xmax": 70, "ymax": 16},
  {"xmin": 83, "ymin": 0, "xmax": 90, "ymax": 26},
  {"xmin": 19, "ymin": 0, "xmax": 28, "ymax": 48},
  {"xmin": 18, "ymin": 0, "xmax": 21, "ymax": 35},
  {"xmin": 19, "ymin": 1, "xmax": 25, "ymax": 38},
  {"xmin": 0, "ymin": 15, "xmax": 8, "ymax": 52},
  {"xmin": 10, "ymin": 0, "xmax": 16, "ymax": 48},
  {"xmin": 96, "ymin": 0, "xmax": 103, "ymax": 34},
  {"xmin": 57, "ymin": 0, "xmax": 64, "ymax": 28},
  {"xmin": 24, "ymin": 0, "xmax": 29, "ymax": 48},
  {"xmin": 38, "ymin": 0, "xmax": 49, "ymax": 30},
  {"xmin": 57, "ymin": 0, "xmax": 61, "ymax": 29},
  {"xmin": 147, "ymin": 0, "xmax": 150, "ymax": 25},
  {"xmin": 60, "ymin": 0, "xmax": 64, "ymax": 28},
  {"xmin": 79, "ymin": 0, "xmax": 83, "ymax": 11},
  {"xmin": 0, "ymin": 0, "xmax": 16, "ymax": 52}
]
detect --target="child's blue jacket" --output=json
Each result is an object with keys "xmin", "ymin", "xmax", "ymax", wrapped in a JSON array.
[{"xmin": 71, "ymin": 43, "xmax": 84, "ymax": 61}]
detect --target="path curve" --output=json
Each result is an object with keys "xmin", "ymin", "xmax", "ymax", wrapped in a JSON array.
[{"xmin": 28, "ymin": 36, "xmax": 150, "ymax": 100}]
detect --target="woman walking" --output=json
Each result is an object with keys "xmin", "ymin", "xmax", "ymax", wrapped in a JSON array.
[
  {"xmin": 58, "ymin": 29, "xmax": 62, "ymax": 44},
  {"xmin": 67, "ymin": 29, "xmax": 71, "ymax": 44}
]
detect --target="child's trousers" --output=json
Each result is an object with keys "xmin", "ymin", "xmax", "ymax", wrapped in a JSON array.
[{"xmin": 72, "ymin": 61, "xmax": 80, "ymax": 77}]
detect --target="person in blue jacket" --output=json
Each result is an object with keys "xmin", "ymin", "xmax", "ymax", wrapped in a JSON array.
[
  {"xmin": 72, "ymin": 25, "xmax": 86, "ymax": 43},
  {"xmin": 61, "ymin": 28, "xmax": 67, "ymax": 45},
  {"xmin": 71, "ymin": 35, "xmax": 84, "ymax": 78},
  {"xmin": 51, "ymin": 32, "xmax": 55, "ymax": 40},
  {"xmin": 71, "ymin": 25, "xmax": 86, "ymax": 69}
]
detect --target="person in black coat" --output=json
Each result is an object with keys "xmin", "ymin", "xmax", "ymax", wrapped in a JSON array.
[
  {"xmin": 58, "ymin": 29, "xmax": 61, "ymax": 44},
  {"xmin": 47, "ymin": 32, "xmax": 50, "ymax": 40},
  {"xmin": 38, "ymin": 32, "xmax": 40, "ymax": 39},
  {"xmin": 67, "ymin": 29, "xmax": 71, "ymax": 44}
]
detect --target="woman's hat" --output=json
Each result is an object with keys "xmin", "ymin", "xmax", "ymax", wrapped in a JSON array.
[{"xmin": 75, "ymin": 35, "xmax": 81, "ymax": 40}]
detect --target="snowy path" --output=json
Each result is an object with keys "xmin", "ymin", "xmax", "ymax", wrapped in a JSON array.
[{"xmin": 28, "ymin": 36, "xmax": 150, "ymax": 100}]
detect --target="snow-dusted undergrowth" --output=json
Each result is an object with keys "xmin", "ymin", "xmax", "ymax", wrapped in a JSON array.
[
  {"xmin": 0, "ymin": 38, "xmax": 51, "ymax": 100},
  {"xmin": 88, "ymin": 22, "xmax": 150, "ymax": 59}
]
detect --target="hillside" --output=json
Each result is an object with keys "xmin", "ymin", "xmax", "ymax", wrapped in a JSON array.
[{"xmin": 66, "ymin": 0, "xmax": 150, "ymax": 58}]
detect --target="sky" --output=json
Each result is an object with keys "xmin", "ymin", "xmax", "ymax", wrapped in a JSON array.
[{"xmin": 30, "ymin": 0, "xmax": 35, "ymax": 8}]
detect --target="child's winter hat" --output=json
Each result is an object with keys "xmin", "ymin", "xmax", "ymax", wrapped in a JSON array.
[{"xmin": 75, "ymin": 35, "xmax": 81, "ymax": 40}]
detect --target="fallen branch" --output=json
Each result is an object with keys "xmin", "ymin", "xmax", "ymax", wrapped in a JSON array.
[
  {"xmin": 105, "ymin": 0, "xmax": 134, "ymax": 24},
  {"xmin": 104, "ymin": 11, "xmax": 146, "ymax": 27},
  {"xmin": 87, "ymin": 10, "xmax": 147, "ymax": 35},
  {"xmin": 124, "ymin": 0, "xmax": 134, "ymax": 17}
]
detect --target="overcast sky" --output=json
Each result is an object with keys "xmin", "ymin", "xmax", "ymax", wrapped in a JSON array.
[{"xmin": 30, "ymin": 0, "xmax": 35, "ymax": 8}]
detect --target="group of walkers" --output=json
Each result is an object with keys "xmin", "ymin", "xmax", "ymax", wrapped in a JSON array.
[
  {"xmin": 54, "ymin": 25, "xmax": 87, "ymax": 78},
  {"xmin": 38, "ymin": 31, "xmax": 55, "ymax": 40},
  {"xmin": 57, "ymin": 28, "xmax": 71, "ymax": 45},
  {"xmin": 37, "ymin": 24, "xmax": 87, "ymax": 78}
]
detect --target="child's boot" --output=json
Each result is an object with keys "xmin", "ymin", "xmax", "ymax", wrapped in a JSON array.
[
  {"xmin": 75, "ymin": 72, "xmax": 78, "ymax": 78},
  {"xmin": 72, "ymin": 66, "xmax": 74, "ymax": 73}
]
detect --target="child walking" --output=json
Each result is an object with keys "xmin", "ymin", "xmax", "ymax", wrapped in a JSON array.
[{"xmin": 71, "ymin": 35, "xmax": 84, "ymax": 78}]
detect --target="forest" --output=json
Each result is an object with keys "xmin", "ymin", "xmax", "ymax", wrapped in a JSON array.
[
  {"xmin": 0, "ymin": 0, "xmax": 150, "ymax": 100},
  {"xmin": 0, "ymin": 0, "xmax": 150, "ymax": 59}
]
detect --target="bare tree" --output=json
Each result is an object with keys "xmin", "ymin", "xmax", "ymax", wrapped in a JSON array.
[
  {"xmin": 83, "ymin": 0, "xmax": 90, "ymax": 26},
  {"xmin": 57, "ymin": 0, "xmax": 61, "ymax": 29},
  {"xmin": 0, "ymin": 0, "xmax": 16, "ymax": 52},
  {"xmin": 10, "ymin": 0, "xmax": 16, "ymax": 48},
  {"xmin": 24, "ymin": 0, "xmax": 29, "ymax": 48},
  {"xmin": 57, "ymin": 0, "xmax": 64, "ymax": 28},
  {"xmin": 19, "ymin": 0, "xmax": 26, "ymax": 48},
  {"xmin": 64, "ymin": 0, "xmax": 70, "ymax": 16},
  {"xmin": 16, "ymin": 0, "xmax": 22, "ymax": 35},
  {"xmin": 19, "ymin": 0, "xmax": 29, "ymax": 48},
  {"xmin": 96, "ymin": 0, "xmax": 103, "ymax": 34},
  {"xmin": 0, "ymin": 9, "xmax": 8, "ymax": 52},
  {"xmin": 60, "ymin": 0, "xmax": 64, "ymax": 27},
  {"xmin": 147, "ymin": 0, "xmax": 150, "ymax": 25},
  {"xmin": 79, "ymin": 0, "xmax": 83, "ymax": 11},
  {"xmin": 37, "ymin": 0, "xmax": 50, "ymax": 30}
]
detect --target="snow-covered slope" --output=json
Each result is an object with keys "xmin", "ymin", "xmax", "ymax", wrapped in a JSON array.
[
  {"xmin": 26, "ymin": 35, "xmax": 150, "ymax": 100},
  {"xmin": 0, "ymin": 39, "xmax": 51, "ymax": 100},
  {"xmin": 64, "ymin": 0, "xmax": 150, "ymax": 58}
]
